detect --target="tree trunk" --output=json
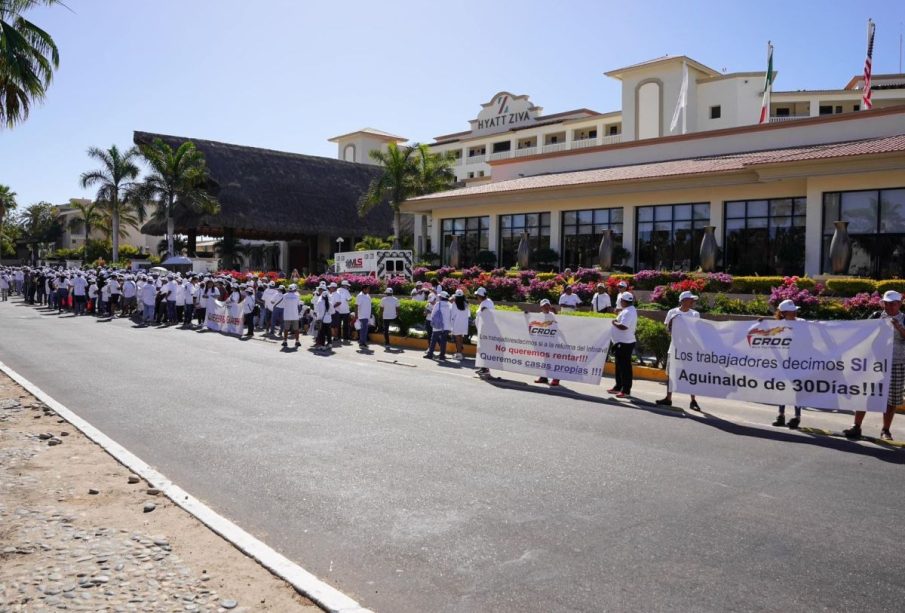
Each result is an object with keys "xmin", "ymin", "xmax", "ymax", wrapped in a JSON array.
[
  {"xmin": 166, "ymin": 216, "xmax": 175, "ymax": 257},
  {"xmin": 112, "ymin": 197, "xmax": 120, "ymax": 264},
  {"xmin": 392, "ymin": 209, "xmax": 401, "ymax": 249},
  {"xmin": 187, "ymin": 229, "xmax": 197, "ymax": 257},
  {"xmin": 83, "ymin": 223, "xmax": 90, "ymax": 264}
]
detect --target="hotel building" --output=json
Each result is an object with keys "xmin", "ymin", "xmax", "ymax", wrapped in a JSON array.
[{"xmin": 330, "ymin": 55, "xmax": 905, "ymax": 277}]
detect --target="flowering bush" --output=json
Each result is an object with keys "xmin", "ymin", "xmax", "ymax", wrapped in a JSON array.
[
  {"xmin": 651, "ymin": 279, "xmax": 707, "ymax": 306},
  {"xmin": 700, "ymin": 272, "xmax": 733, "ymax": 292},
  {"xmin": 489, "ymin": 267, "xmax": 508, "ymax": 277},
  {"xmin": 767, "ymin": 277, "xmax": 822, "ymax": 313},
  {"xmin": 632, "ymin": 270, "xmax": 689, "ymax": 290},
  {"xmin": 574, "ymin": 267, "xmax": 605, "ymax": 284},
  {"xmin": 842, "ymin": 291, "xmax": 882, "ymax": 319},
  {"xmin": 526, "ymin": 278, "xmax": 558, "ymax": 302},
  {"xmin": 434, "ymin": 266, "xmax": 456, "ymax": 281},
  {"xmin": 412, "ymin": 266, "xmax": 429, "ymax": 282},
  {"xmin": 460, "ymin": 266, "xmax": 484, "ymax": 280}
]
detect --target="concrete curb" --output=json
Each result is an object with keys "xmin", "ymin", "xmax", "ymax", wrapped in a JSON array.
[{"xmin": 0, "ymin": 361, "xmax": 373, "ymax": 613}]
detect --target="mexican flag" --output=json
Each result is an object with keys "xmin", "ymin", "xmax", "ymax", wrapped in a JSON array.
[{"xmin": 758, "ymin": 43, "xmax": 774, "ymax": 124}]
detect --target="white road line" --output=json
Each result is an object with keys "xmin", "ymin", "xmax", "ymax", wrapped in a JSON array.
[{"xmin": 0, "ymin": 360, "xmax": 373, "ymax": 613}]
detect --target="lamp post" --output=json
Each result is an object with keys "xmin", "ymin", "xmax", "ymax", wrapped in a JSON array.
[{"xmin": 335, "ymin": 237, "xmax": 344, "ymax": 253}]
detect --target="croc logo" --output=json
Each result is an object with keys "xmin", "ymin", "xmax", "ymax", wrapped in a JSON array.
[
  {"xmin": 528, "ymin": 319, "xmax": 557, "ymax": 336},
  {"xmin": 746, "ymin": 325, "xmax": 792, "ymax": 347}
]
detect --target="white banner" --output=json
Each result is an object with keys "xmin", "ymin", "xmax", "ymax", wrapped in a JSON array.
[
  {"xmin": 205, "ymin": 299, "xmax": 244, "ymax": 336},
  {"xmin": 670, "ymin": 318, "xmax": 894, "ymax": 411},
  {"xmin": 475, "ymin": 310, "xmax": 613, "ymax": 384}
]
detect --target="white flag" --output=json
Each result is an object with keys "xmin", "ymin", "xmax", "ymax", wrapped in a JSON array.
[{"xmin": 669, "ymin": 62, "xmax": 689, "ymax": 133}]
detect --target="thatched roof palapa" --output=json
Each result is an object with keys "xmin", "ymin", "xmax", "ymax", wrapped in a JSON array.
[{"xmin": 134, "ymin": 131, "xmax": 392, "ymax": 240}]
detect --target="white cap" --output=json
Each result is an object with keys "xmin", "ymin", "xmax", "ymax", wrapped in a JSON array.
[
  {"xmin": 882, "ymin": 290, "xmax": 903, "ymax": 302},
  {"xmin": 475, "ymin": 287, "xmax": 487, "ymax": 297},
  {"xmin": 428, "ymin": 294, "xmax": 437, "ymax": 303},
  {"xmin": 385, "ymin": 288, "xmax": 393, "ymax": 294},
  {"xmin": 617, "ymin": 281, "xmax": 628, "ymax": 288},
  {"xmin": 288, "ymin": 283, "xmax": 298, "ymax": 291},
  {"xmin": 621, "ymin": 293, "xmax": 634, "ymax": 303},
  {"xmin": 778, "ymin": 299, "xmax": 799, "ymax": 312},
  {"xmin": 679, "ymin": 291, "xmax": 699, "ymax": 302},
  {"xmin": 341, "ymin": 280, "xmax": 350, "ymax": 286},
  {"xmin": 328, "ymin": 282, "xmax": 337, "ymax": 288},
  {"xmin": 438, "ymin": 290, "xmax": 449, "ymax": 299},
  {"xmin": 454, "ymin": 289, "xmax": 464, "ymax": 297},
  {"xmin": 539, "ymin": 298, "xmax": 551, "ymax": 307}
]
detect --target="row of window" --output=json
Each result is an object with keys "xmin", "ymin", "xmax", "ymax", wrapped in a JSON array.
[{"xmin": 438, "ymin": 187, "xmax": 905, "ymax": 277}]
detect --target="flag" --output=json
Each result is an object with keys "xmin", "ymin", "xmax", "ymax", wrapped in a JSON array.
[
  {"xmin": 758, "ymin": 42, "xmax": 774, "ymax": 124},
  {"xmin": 862, "ymin": 19, "xmax": 876, "ymax": 110},
  {"xmin": 670, "ymin": 62, "xmax": 689, "ymax": 133}
]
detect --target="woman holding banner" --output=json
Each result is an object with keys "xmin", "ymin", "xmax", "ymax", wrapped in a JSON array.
[
  {"xmin": 771, "ymin": 299, "xmax": 805, "ymax": 429},
  {"xmin": 844, "ymin": 290, "xmax": 905, "ymax": 441},
  {"xmin": 534, "ymin": 299, "xmax": 561, "ymax": 387},
  {"xmin": 655, "ymin": 291, "xmax": 701, "ymax": 411}
]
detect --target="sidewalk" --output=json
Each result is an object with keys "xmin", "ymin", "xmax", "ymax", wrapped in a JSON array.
[{"xmin": 0, "ymin": 372, "xmax": 320, "ymax": 613}]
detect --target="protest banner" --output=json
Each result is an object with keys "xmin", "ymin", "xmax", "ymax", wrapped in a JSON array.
[
  {"xmin": 475, "ymin": 310, "xmax": 613, "ymax": 384},
  {"xmin": 669, "ymin": 318, "xmax": 894, "ymax": 411},
  {"xmin": 205, "ymin": 299, "xmax": 244, "ymax": 336}
]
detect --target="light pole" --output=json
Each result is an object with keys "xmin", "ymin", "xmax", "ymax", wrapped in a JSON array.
[{"xmin": 335, "ymin": 237, "xmax": 344, "ymax": 253}]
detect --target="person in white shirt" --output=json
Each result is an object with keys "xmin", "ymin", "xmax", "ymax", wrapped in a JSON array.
[
  {"xmin": 107, "ymin": 276, "xmax": 121, "ymax": 314},
  {"xmin": 534, "ymin": 299, "xmax": 562, "ymax": 387},
  {"xmin": 425, "ymin": 290, "xmax": 453, "ymax": 360},
  {"xmin": 335, "ymin": 280, "xmax": 352, "ymax": 342},
  {"xmin": 242, "ymin": 285, "xmax": 256, "ymax": 338},
  {"xmin": 260, "ymin": 282, "xmax": 277, "ymax": 332},
  {"xmin": 121, "ymin": 275, "xmax": 137, "ymax": 318},
  {"xmin": 608, "ymin": 293, "xmax": 638, "ymax": 398},
  {"xmin": 411, "ymin": 281, "xmax": 425, "ymax": 300},
  {"xmin": 558, "ymin": 285, "xmax": 581, "ymax": 310},
  {"xmin": 450, "ymin": 289, "xmax": 470, "ymax": 360},
  {"xmin": 314, "ymin": 285, "xmax": 335, "ymax": 351},
  {"xmin": 280, "ymin": 284, "xmax": 302, "ymax": 347},
  {"xmin": 0, "ymin": 272, "xmax": 8, "ymax": 301},
  {"xmin": 163, "ymin": 275, "xmax": 178, "ymax": 324},
  {"xmin": 614, "ymin": 281, "xmax": 631, "ymax": 313},
  {"xmin": 99, "ymin": 278, "xmax": 112, "ymax": 317},
  {"xmin": 474, "ymin": 287, "xmax": 495, "ymax": 376},
  {"xmin": 88, "ymin": 278, "xmax": 98, "ymax": 315},
  {"xmin": 71, "ymin": 273, "xmax": 88, "ymax": 316},
  {"xmin": 140, "ymin": 278, "xmax": 157, "ymax": 325},
  {"xmin": 379, "ymin": 288, "xmax": 399, "ymax": 349},
  {"xmin": 655, "ymin": 291, "xmax": 701, "ymax": 411},
  {"xmin": 591, "ymin": 283, "xmax": 612, "ymax": 314},
  {"xmin": 356, "ymin": 285, "xmax": 373, "ymax": 349}
]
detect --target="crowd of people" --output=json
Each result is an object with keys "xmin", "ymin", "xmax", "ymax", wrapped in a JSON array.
[{"xmin": 1, "ymin": 265, "xmax": 902, "ymax": 441}]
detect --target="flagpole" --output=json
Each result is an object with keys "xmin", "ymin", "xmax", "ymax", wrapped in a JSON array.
[{"xmin": 681, "ymin": 61, "xmax": 688, "ymax": 135}]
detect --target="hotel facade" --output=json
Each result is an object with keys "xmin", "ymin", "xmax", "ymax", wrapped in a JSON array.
[{"xmin": 330, "ymin": 56, "xmax": 905, "ymax": 277}]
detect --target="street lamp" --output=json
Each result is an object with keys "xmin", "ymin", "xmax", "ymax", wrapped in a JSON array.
[{"xmin": 336, "ymin": 237, "xmax": 344, "ymax": 252}]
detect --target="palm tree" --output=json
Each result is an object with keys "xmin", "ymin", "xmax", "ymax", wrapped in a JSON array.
[
  {"xmin": 66, "ymin": 199, "xmax": 102, "ymax": 262},
  {"xmin": 214, "ymin": 230, "xmax": 245, "ymax": 270},
  {"xmin": 358, "ymin": 142, "xmax": 418, "ymax": 248},
  {"xmin": 0, "ymin": 183, "xmax": 17, "ymax": 263},
  {"xmin": 80, "ymin": 145, "xmax": 141, "ymax": 263},
  {"xmin": 412, "ymin": 143, "xmax": 456, "ymax": 196},
  {"xmin": 17, "ymin": 200, "xmax": 61, "ymax": 263},
  {"xmin": 0, "ymin": 0, "xmax": 61, "ymax": 129},
  {"xmin": 263, "ymin": 243, "xmax": 280, "ymax": 271},
  {"xmin": 156, "ymin": 235, "xmax": 186, "ymax": 256},
  {"xmin": 354, "ymin": 235, "xmax": 391, "ymax": 251},
  {"xmin": 138, "ymin": 138, "xmax": 219, "ymax": 258},
  {"xmin": 97, "ymin": 197, "xmax": 142, "ymax": 242},
  {"xmin": 244, "ymin": 242, "xmax": 265, "ymax": 269}
]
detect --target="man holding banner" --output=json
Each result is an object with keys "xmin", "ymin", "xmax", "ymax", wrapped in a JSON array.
[
  {"xmin": 843, "ymin": 290, "xmax": 905, "ymax": 441},
  {"xmin": 608, "ymin": 294, "xmax": 638, "ymax": 398}
]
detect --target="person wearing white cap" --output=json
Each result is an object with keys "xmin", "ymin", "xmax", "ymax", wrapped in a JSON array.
[
  {"xmin": 260, "ymin": 281, "xmax": 277, "ymax": 331},
  {"xmin": 614, "ymin": 280, "xmax": 631, "ymax": 313},
  {"xmin": 314, "ymin": 284, "xmax": 335, "ymax": 351},
  {"xmin": 845, "ymin": 290, "xmax": 905, "ymax": 441},
  {"xmin": 411, "ymin": 280, "xmax": 425, "ymax": 300},
  {"xmin": 88, "ymin": 276, "xmax": 99, "ymax": 315},
  {"xmin": 591, "ymin": 283, "xmax": 613, "ymax": 314},
  {"xmin": 656, "ymin": 291, "xmax": 702, "ymax": 410},
  {"xmin": 139, "ymin": 275, "xmax": 157, "ymax": 325},
  {"xmin": 181, "ymin": 277, "xmax": 196, "ymax": 326},
  {"xmin": 767, "ymin": 299, "xmax": 807, "ymax": 429},
  {"xmin": 424, "ymin": 290, "xmax": 452, "ymax": 360},
  {"xmin": 107, "ymin": 274, "xmax": 121, "ymax": 315},
  {"xmin": 534, "ymin": 299, "xmax": 561, "ymax": 387},
  {"xmin": 474, "ymin": 287, "xmax": 495, "ymax": 376},
  {"xmin": 608, "ymin": 292, "xmax": 637, "ymax": 398},
  {"xmin": 242, "ymin": 285, "xmax": 256, "ymax": 337},
  {"xmin": 268, "ymin": 285, "xmax": 286, "ymax": 337},
  {"xmin": 558, "ymin": 285, "xmax": 580, "ymax": 311},
  {"xmin": 0, "ymin": 269, "xmax": 8, "ymax": 301},
  {"xmin": 450, "ymin": 289, "xmax": 470, "ymax": 360},
  {"xmin": 162, "ymin": 274, "xmax": 178, "ymax": 324},
  {"xmin": 422, "ymin": 291, "xmax": 437, "ymax": 341},
  {"xmin": 379, "ymin": 288, "xmax": 399, "ymax": 349},
  {"xmin": 279, "ymin": 284, "xmax": 301, "ymax": 347},
  {"xmin": 71, "ymin": 272, "xmax": 88, "ymax": 316},
  {"xmin": 335, "ymin": 280, "xmax": 352, "ymax": 342},
  {"xmin": 121, "ymin": 274, "xmax": 137, "ymax": 319},
  {"xmin": 355, "ymin": 284, "xmax": 373, "ymax": 349}
]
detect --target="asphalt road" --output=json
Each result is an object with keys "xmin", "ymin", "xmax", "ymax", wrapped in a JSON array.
[{"xmin": 1, "ymin": 299, "xmax": 904, "ymax": 613}]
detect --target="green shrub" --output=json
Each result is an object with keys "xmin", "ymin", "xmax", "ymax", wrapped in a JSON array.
[
  {"xmin": 424, "ymin": 271, "xmax": 438, "ymax": 282},
  {"xmin": 729, "ymin": 276, "xmax": 815, "ymax": 293},
  {"xmin": 536, "ymin": 272, "xmax": 557, "ymax": 281},
  {"xmin": 824, "ymin": 278, "xmax": 876, "ymax": 296},
  {"xmin": 450, "ymin": 272, "xmax": 464, "ymax": 280},
  {"xmin": 711, "ymin": 294, "xmax": 773, "ymax": 316},
  {"xmin": 635, "ymin": 318, "xmax": 670, "ymax": 368},
  {"xmin": 876, "ymin": 279, "xmax": 905, "ymax": 294},
  {"xmin": 475, "ymin": 250, "xmax": 497, "ymax": 269}
]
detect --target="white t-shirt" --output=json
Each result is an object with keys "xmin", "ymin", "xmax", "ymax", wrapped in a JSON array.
[
  {"xmin": 591, "ymin": 292, "xmax": 612, "ymax": 313},
  {"xmin": 612, "ymin": 305, "xmax": 637, "ymax": 344},
  {"xmin": 164, "ymin": 280, "xmax": 178, "ymax": 301},
  {"xmin": 72, "ymin": 277, "xmax": 88, "ymax": 296},
  {"xmin": 174, "ymin": 284, "xmax": 186, "ymax": 306},
  {"xmin": 122, "ymin": 280, "xmax": 137, "ymax": 298},
  {"xmin": 88, "ymin": 283, "xmax": 98, "ymax": 299},
  {"xmin": 380, "ymin": 295, "xmax": 399, "ymax": 319},
  {"xmin": 243, "ymin": 293, "xmax": 256, "ymax": 314},
  {"xmin": 335, "ymin": 288, "xmax": 351, "ymax": 314},
  {"xmin": 281, "ymin": 292, "xmax": 300, "ymax": 320},
  {"xmin": 665, "ymin": 307, "xmax": 700, "ymax": 330},
  {"xmin": 107, "ymin": 279, "xmax": 121, "ymax": 295},
  {"xmin": 558, "ymin": 292, "xmax": 580, "ymax": 308},
  {"xmin": 615, "ymin": 291, "xmax": 630, "ymax": 310},
  {"xmin": 356, "ymin": 292, "xmax": 372, "ymax": 320}
]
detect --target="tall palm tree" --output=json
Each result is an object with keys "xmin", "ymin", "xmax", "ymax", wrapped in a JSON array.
[
  {"xmin": 80, "ymin": 145, "xmax": 141, "ymax": 263},
  {"xmin": 138, "ymin": 138, "xmax": 219, "ymax": 258},
  {"xmin": 97, "ymin": 196, "xmax": 142, "ymax": 242},
  {"xmin": 66, "ymin": 199, "xmax": 101, "ymax": 262},
  {"xmin": 354, "ymin": 235, "xmax": 390, "ymax": 251},
  {"xmin": 0, "ymin": 0, "xmax": 61, "ymax": 129},
  {"xmin": 412, "ymin": 143, "xmax": 456, "ymax": 196},
  {"xmin": 0, "ymin": 183, "xmax": 17, "ymax": 263},
  {"xmin": 214, "ymin": 230, "xmax": 245, "ymax": 270},
  {"xmin": 358, "ymin": 142, "xmax": 418, "ymax": 248}
]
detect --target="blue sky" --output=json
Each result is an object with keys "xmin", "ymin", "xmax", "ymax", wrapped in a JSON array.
[{"xmin": 1, "ymin": 0, "xmax": 903, "ymax": 208}]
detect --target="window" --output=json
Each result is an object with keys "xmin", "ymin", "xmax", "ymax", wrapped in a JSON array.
[
  {"xmin": 550, "ymin": 136, "xmax": 558, "ymax": 144},
  {"xmin": 635, "ymin": 203, "xmax": 710, "ymax": 270},
  {"xmin": 835, "ymin": 105, "xmax": 843, "ymax": 114},
  {"xmin": 588, "ymin": 129, "xmax": 597, "ymax": 139},
  {"xmin": 562, "ymin": 208, "xmax": 624, "ymax": 268},
  {"xmin": 724, "ymin": 198, "xmax": 806, "ymax": 275},
  {"xmin": 608, "ymin": 125, "xmax": 619, "ymax": 135},
  {"xmin": 467, "ymin": 172, "xmax": 474, "ymax": 179},
  {"xmin": 775, "ymin": 107, "xmax": 790, "ymax": 117},
  {"xmin": 492, "ymin": 141, "xmax": 511, "ymax": 153},
  {"xmin": 710, "ymin": 105, "xmax": 721, "ymax": 119},
  {"xmin": 498, "ymin": 213, "xmax": 551, "ymax": 267},
  {"xmin": 819, "ymin": 105, "xmax": 833, "ymax": 115},
  {"xmin": 822, "ymin": 188, "xmax": 905, "ymax": 277},
  {"xmin": 854, "ymin": 104, "xmax": 860, "ymax": 111},
  {"xmin": 478, "ymin": 171, "xmax": 485, "ymax": 177},
  {"xmin": 343, "ymin": 144, "xmax": 355, "ymax": 162},
  {"xmin": 441, "ymin": 216, "xmax": 490, "ymax": 267}
]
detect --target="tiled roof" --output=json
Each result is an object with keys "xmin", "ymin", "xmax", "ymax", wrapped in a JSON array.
[{"xmin": 412, "ymin": 134, "xmax": 905, "ymax": 201}]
